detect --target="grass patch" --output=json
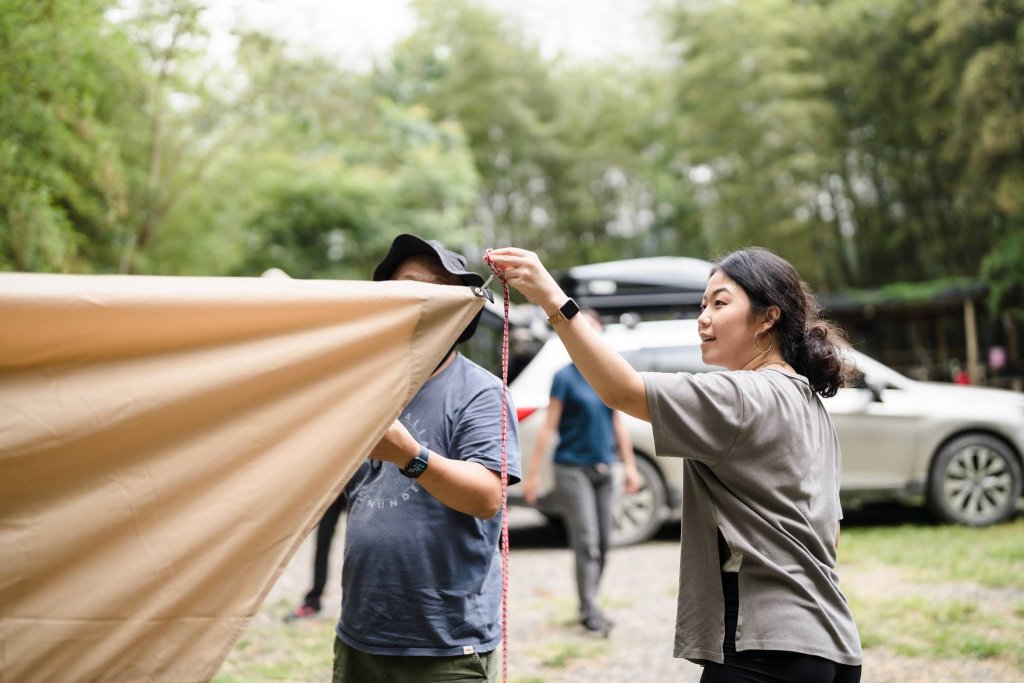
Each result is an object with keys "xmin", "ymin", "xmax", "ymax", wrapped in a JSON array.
[
  {"xmin": 848, "ymin": 593, "xmax": 1022, "ymax": 665},
  {"xmin": 839, "ymin": 517, "xmax": 1024, "ymax": 588},
  {"xmin": 840, "ymin": 515, "xmax": 1024, "ymax": 671},
  {"xmin": 538, "ymin": 639, "xmax": 606, "ymax": 668},
  {"xmin": 213, "ymin": 618, "xmax": 336, "ymax": 683}
]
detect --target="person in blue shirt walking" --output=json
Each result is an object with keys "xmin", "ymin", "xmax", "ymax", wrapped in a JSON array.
[{"xmin": 524, "ymin": 310, "xmax": 639, "ymax": 634}]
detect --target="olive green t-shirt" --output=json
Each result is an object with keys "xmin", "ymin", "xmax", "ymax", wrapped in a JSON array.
[{"xmin": 643, "ymin": 368, "xmax": 862, "ymax": 666}]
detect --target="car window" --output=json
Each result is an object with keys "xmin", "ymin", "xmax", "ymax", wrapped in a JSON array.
[
  {"xmin": 463, "ymin": 309, "xmax": 544, "ymax": 383},
  {"xmin": 620, "ymin": 345, "xmax": 716, "ymax": 374}
]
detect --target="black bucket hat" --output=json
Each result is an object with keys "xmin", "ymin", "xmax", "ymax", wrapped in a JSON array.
[{"xmin": 373, "ymin": 233, "xmax": 485, "ymax": 344}]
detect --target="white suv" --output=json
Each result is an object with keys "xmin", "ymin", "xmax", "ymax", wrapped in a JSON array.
[{"xmin": 508, "ymin": 318, "xmax": 1024, "ymax": 545}]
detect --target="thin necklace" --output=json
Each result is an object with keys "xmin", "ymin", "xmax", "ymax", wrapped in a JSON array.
[{"xmin": 757, "ymin": 360, "xmax": 791, "ymax": 372}]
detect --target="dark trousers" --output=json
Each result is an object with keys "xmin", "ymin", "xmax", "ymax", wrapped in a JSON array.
[
  {"xmin": 302, "ymin": 491, "xmax": 346, "ymax": 610},
  {"xmin": 700, "ymin": 534, "xmax": 862, "ymax": 683}
]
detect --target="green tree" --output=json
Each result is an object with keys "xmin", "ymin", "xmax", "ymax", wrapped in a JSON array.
[
  {"xmin": 0, "ymin": 0, "xmax": 252, "ymax": 275},
  {"xmin": 917, "ymin": 0, "xmax": 1024, "ymax": 313},
  {"xmin": 660, "ymin": 0, "xmax": 845, "ymax": 287},
  {"xmin": 0, "ymin": 0, "xmax": 144, "ymax": 272},
  {"xmin": 114, "ymin": 0, "xmax": 249, "ymax": 274},
  {"xmin": 225, "ymin": 33, "xmax": 480, "ymax": 278},
  {"xmin": 382, "ymin": 0, "xmax": 700, "ymax": 272},
  {"xmin": 660, "ymin": 0, "xmax": 1023, "ymax": 305},
  {"xmin": 382, "ymin": 0, "xmax": 564, "ymax": 251},
  {"xmin": 819, "ymin": 0, "xmax": 1024, "ymax": 291},
  {"xmin": 545, "ymin": 63, "xmax": 701, "ymax": 267}
]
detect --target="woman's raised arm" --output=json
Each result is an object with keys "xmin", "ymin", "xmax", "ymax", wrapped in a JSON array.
[{"xmin": 486, "ymin": 248, "xmax": 650, "ymax": 422}]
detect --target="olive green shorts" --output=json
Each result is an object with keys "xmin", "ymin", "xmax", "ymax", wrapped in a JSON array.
[{"xmin": 332, "ymin": 636, "xmax": 497, "ymax": 683}]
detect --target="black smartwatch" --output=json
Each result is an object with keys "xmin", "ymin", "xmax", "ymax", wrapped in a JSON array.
[
  {"xmin": 399, "ymin": 444, "xmax": 430, "ymax": 478},
  {"xmin": 546, "ymin": 298, "xmax": 580, "ymax": 326}
]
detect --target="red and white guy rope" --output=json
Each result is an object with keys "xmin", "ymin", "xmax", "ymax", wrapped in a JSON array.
[{"xmin": 482, "ymin": 250, "xmax": 511, "ymax": 682}]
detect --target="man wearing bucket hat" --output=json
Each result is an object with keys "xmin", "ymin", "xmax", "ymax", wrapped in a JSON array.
[{"xmin": 328, "ymin": 234, "xmax": 521, "ymax": 683}]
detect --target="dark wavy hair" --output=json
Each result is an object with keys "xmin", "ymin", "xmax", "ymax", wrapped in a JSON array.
[{"xmin": 713, "ymin": 247, "xmax": 850, "ymax": 397}]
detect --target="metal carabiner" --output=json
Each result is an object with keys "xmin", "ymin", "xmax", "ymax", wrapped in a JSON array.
[{"xmin": 472, "ymin": 273, "xmax": 495, "ymax": 302}]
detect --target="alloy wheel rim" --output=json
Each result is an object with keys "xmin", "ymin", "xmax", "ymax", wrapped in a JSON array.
[
  {"xmin": 942, "ymin": 445, "xmax": 1014, "ymax": 522},
  {"xmin": 614, "ymin": 488, "xmax": 656, "ymax": 538}
]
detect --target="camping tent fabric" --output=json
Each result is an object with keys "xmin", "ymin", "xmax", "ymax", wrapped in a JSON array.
[{"xmin": 0, "ymin": 273, "xmax": 485, "ymax": 683}]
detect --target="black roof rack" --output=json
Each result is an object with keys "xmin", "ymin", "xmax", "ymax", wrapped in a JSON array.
[{"xmin": 557, "ymin": 256, "xmax": 712, "ymax": 317}]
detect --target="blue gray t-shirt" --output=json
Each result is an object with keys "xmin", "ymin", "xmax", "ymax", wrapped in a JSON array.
[
  {"xmin": 336, "ymin": 353, "xmax": 522, "ymax": 657},
  {"xmin": 550, "ymin": 363, "xmax": 616, "ymax": 466}
]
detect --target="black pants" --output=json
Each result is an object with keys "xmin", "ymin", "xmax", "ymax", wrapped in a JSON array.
[
  {"xmin": 700, "ymin": 535, "xmax": 862, "ymax": 683},
  {"xmin": 302, "ymin": 491, "xmax": 346, "ymax": 610}
]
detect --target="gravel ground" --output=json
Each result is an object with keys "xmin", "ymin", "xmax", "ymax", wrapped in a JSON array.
[
  {"xmin": 503, "ymin": 521, "xmax": 702, "ymax": 683},
  {"xmin": 257, "ymin": 508, "xmax": 1023, "ymax": 683}
]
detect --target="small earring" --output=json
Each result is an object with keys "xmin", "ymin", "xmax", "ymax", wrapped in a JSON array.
[{"xmin": 754, "ymin": 330, "xmax": 772, "ymax": 354}]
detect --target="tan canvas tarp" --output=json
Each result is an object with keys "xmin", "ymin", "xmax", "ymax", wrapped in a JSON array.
[{"xmin": 0, "ymin": 273, "xmax": 485, "ymax": 683}]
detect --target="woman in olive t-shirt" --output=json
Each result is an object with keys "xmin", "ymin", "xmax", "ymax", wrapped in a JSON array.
[{"xmin": 487, "ymin": 246, "xmax": 862, "ymax": 683}]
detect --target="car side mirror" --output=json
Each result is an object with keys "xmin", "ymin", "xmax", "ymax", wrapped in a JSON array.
[
  {"xmin": 865, "ymin": 377, "xmax": 885, "ymax": 402},
  {"xmin": 852, "ymin": 373, "xmax": 885, "ymax": 402}
]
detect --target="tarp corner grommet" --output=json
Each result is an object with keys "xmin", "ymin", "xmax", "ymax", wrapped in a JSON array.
[{"xmin": 471, "ymin": 286, "xmax": 494, "ymax": 302}]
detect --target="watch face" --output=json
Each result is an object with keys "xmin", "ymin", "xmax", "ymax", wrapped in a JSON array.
[
  {"xmin": 561, "ymin": 298, "xmax": 581, "ymax": 319},
  {"xmin": 400, "ymin": 448, "xmax": 429, "ymax": 478},
  {"xmin": 403, "ymin": 458, "xmax": 428, "ymax": 478}
]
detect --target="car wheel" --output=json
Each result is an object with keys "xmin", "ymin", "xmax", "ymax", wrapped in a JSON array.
[
  {"xmin": 926, "ymin": 433, "xmax": 1023, "ymax": 526},
  {"xmin": 611, "ymin": 455, "xmax": 666, "ymax": 546}
]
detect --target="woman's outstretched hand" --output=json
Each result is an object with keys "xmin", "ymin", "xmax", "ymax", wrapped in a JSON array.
[
  {"xmin": 488, "ymin": 248, "xmax": 652, "ymax": 422},
  {"xmin": 485, "ymin": 248, "xmax": 567, "ymax": 314}
]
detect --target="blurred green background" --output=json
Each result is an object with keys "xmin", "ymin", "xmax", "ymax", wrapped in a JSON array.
[{"xmin": 2, "ymin": 0, "xmax": 1022, "ymax": 379}]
